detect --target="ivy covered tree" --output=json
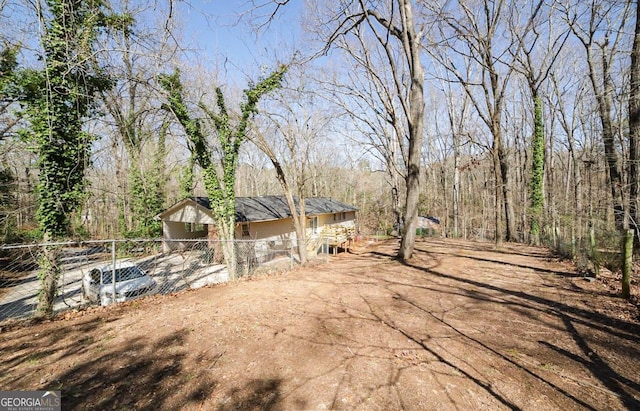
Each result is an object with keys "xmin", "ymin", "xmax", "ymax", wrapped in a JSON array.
[
  {"xmin": 14, "ymin": 0, "xmax": 128, "ymax": 316},
  {"xmin": 160, "ymin": 66, "xmax": 286, "ymax": 279},
  {"xmin": 99, "ymin": 5, "xmax": 170, "ymax": 239},
  {"xmin": 0, "ymin": 167, "xmax": 17, "ymax": 243},
  {"xmin": 178, "ymin": 154, "xmax": 196, "ymax": 201},
  {"xmin": 0, "ymin": 45, "xmax": 19, "ymax": 243},
  {"xmin": 126, "ymin": 122, "xmax": 168, "ymax": 238},
  {"xmin": 0, "ymin": 44, "xmax": 19, "ymax": 141}
]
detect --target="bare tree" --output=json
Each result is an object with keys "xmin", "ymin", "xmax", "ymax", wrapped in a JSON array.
[
  {"xmin": 430, "ymin": 0, "xmax": 530, "ymax": 245},
  {"xmin": 548, "ymin": 67, "xmax": 589, "ymax": 244},
  {"xmin": 438, "ymin": 76, "xmax": 471, "ymax": 239},
  {"xmin": 305, "ymin": 0, "xmax": 426, "ymax": 259},
  {"xmin": 561, "ymin": 0, "xmax": 632, "ymax": 230},
  {"xmin": 510, "ymin": 0, "xmax": 569, "ymax": 244},
  {"xmin": 629, "ymin": 0, "xmax": 640, "ymax": 239},
  {"xmin": 236, "ymin": 148, "xmax": 279, "ymax": 196},
  {"xmin": 99, "ymin": 0, "xmax": 178, "ymax": 238},
  {"xmin": 249, "ymin": 75, "xmax": 334, "ymax": 264},
  {"xmin": 320, "ymin": 23, "xmax": 408, "ymax": 235}
]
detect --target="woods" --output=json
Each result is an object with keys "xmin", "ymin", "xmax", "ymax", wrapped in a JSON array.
[{"xmin": 1, "ymin": 0, "xmax": 639, "ymax": 274}]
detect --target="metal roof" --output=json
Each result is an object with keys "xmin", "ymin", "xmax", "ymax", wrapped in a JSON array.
[{"xmin": 190, "ymin": 196, "xmax": 357, "ymax": 223}]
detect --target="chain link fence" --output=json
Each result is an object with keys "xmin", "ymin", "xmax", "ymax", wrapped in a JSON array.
[
  {"xmin": 0, "ymin": 238, "xmax": 330, "ymax": 322},
  {"xmin": 539, "ymin": 225, "xmax": 632, "ymax": 274}
]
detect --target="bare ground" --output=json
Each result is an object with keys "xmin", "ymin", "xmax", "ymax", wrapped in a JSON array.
[{"xmin": 0, "ymin": 237, "xmax": 638, "ymax": 410}]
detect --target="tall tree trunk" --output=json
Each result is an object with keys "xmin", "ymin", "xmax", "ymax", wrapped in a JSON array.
[
  {"xmin": 27, "ymin": 0, "xmax": 125, "ymax": 315},
  {"xmin": 392, "ymin": 183, "xmax": 401, "ymax": 234},
  {"xmin": 499, "ymin": 140, "xmax": 515, "ymax": 242},
  {"xmin": 452, "ymin": 135, "xmax": 460, "ymax": 238},
  {"xmin": 553, "ymin": 73, "xmax": 584, "ymax": 243},
  {"xmin": 399, "ymin": 115, "xmax": 423, "ymax": 259},
  {"xmin": 629, "ymin": 0, "xmax": 640, "ymax": 240},
  {"xmin": 390, "ymin": 139, "xmax": 402, "ymax": 235},
  {"xmin": 396, "ymin": 0, "xmax": 424, "ymax": 261},
  {"xmin": 530, "ymin": 93, "xmax": 545, "ymax": 244},
  {"xmin": 601, "ymin": 70, "xmax": 625, "ymax": 229},
  {"xmin": 490, "ymin": 95, "xmax": 508, "ymax": 246},
  {"xmin": 281, "ymin": 169, "xmax": 309, "ymax": 265},
  {"xmin": 248, "ymin": 123, "xmax": 311, "ymax": 264},
  {"xmin": 565, "ymin": 0, "xmax": 631, "ymax": 231},
  {"xmin": 35, "ymin": 237, "xmax": 60, "ymax": 318},
  {"xmin": 588, "ymin": 43, "xmax": 625, "ymax": 230},
  {"xmin": 492, "ymin": 138, "xmax": 505, "ymax": 247},
  {"xmin": 570, "ymin": 142, "xmax": 583, "ymax": 241}
]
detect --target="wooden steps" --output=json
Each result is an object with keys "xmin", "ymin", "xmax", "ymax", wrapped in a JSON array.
[{"xmin": 321, "ymin": 225, "xmax": 356, "ymax": 254}]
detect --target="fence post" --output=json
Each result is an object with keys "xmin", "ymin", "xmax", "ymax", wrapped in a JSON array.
[
  {"xmin": 589, "ymin": 226, "xmax": 599, "ymax": 278},
  {"xmin": 290, "ymin": 240, "xmax": 294, "ymax": 270},
  {"xmin": 326, "ymin": 237, "xmax": 329, "ymax": 263},
  {"xmin": 622, "ymin": 229, "xmax": 633, "ymax": 299},
  {"xmin": 111, "ymin": 240, "xmax": 116, "ymax": 305},
  {"xmin": 571, "ymin": 226, "xmax": 576, "ymax": 259}
]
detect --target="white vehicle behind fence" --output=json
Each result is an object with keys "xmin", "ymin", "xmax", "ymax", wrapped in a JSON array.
[
  {"xmin": 0, "ymin": 238, "xmax": 314, "ymax": 321},
  {"xmin": 82, "ymin": 261, "xmax": 157, "ymax": 306}
]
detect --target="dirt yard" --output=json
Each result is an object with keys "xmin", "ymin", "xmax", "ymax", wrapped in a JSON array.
[{"xmin": 0, "ymin": 238, "xmax": 638, "ymax": 410}]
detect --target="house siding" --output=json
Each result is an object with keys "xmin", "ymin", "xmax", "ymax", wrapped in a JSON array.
[
  {"xmin": 235, "ymin": 218, "xmax": 295, "ymax": 240},
  {"xmin": 161, "ymin": 203, "xmax": 215, "ymax": 224},
  {"xmin": 316, "ymin": 211, "xmax": 355, "ymax": 229}
]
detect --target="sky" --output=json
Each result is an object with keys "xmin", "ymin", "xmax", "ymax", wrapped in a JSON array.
[
  {"xmin": 2, "ymin": 0, "xmax": 306, "ymax": 85},
  {"xmin": 176, "ymin": 0, "xmax": 304, "ymax": 77}
]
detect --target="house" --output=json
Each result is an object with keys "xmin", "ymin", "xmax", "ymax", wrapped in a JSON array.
[{"xmin": 156, "ymin": 196, "xmax": 358, "ymax": 253}]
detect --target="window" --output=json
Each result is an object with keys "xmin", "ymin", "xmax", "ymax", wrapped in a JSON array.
[
  {"xmin": 308, "ymin": 216, "xmax": 318, "ymax": 234},
  {"xmin": 241, "ymin": 223, "xmax": 250, "ymax": 238},
  {"xmin": 185, "ymin": 223, "xmax": 205, "ymax": 233},
  {"xmin": 101, "ymin": 266, "xmax": 146, "ymax": 284}
]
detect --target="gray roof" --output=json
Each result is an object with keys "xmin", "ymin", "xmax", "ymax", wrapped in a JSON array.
[{"xmin": 191, "ymin": 196, "xmax": 357, "ymax": 223}]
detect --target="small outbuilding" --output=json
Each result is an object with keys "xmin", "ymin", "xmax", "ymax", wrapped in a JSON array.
[{"xmin": 417, "ymin": 216, "xmax": 441, "ymax": 235}]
